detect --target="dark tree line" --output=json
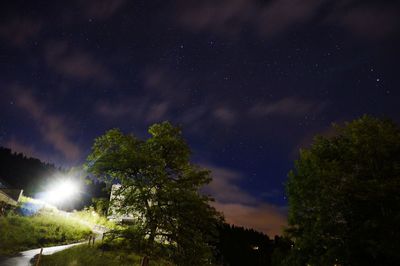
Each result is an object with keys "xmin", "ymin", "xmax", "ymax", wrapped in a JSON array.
[
  {"xmin": 284, "ymin": 116, "xmax": 400, "ymax": 266},
  {"xmin": 0, "ymin": 147, "xmax": 60, "ymax": 195},
  {"xmin": 215, "ymin": 223, "xmax": 293, "ymax": 266},
  {"xmin": 0, "ymin": 147, "xmax": 107, "ymax": 208},
  {"xmin": 216, "ymin": 116, "xmax": 400, "ymax": 266}
]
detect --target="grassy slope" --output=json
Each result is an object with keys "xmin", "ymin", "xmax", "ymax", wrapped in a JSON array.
[
  {"xmin": 40, "ymin": 244, "xmax": 173, "ymax": 266},
  {"xmin": 0, "ymin": 213, "xmax": 91, "ymax": 256}
]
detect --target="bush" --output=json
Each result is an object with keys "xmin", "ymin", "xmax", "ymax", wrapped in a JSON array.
[{"xmin": 71, "ymin": 206, "xmax": 118, "ymax": 229}]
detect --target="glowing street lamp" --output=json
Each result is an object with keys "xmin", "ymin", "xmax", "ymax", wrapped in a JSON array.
[{"xmin": 43, "ymin": 179, "xmax": 80, "ymax": 205}]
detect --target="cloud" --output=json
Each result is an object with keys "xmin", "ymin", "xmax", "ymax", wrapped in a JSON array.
[
  {"xmin": 11, "ymin": 86, "xmax": 81, "ymax": 161},
  {"xmin": 146, "ymin": 102, "xmax": 170, "ymax": 123},
  {"xmin": 96, "ymin": 98, "xmax": 170, "ymax": 124},
  {"xmin": 4, "ymin": 138, "xmax": 46, "ymax": 160},
  {"xmin": 178, "ymin": 0, "xmax": 253, "ymax": 35},
  {"xmin": 213, "ymin": 202, "xmax": 287, "ymax": 237},
  {"xmin": 0, "ymin": 17, "xmax": 41, "ymax": 46},
  {"xmin": 249, "ymin": 97, "xmax": 325, "ymax": 117},
  {"xmin": 204, "ymin": 164, "xmax": 287, "ymax": 236},
  {"xmin": 96, "ymin": 67, "xmax": 238, "ymax": 129},
  {"xmin": 256, "ymin": 0, "xmax": 323, "ymax": 36},
  {"xmin": 329, "ymin": 4, "xmax": 400, "ymax": 39},
  {"xmin": 177, "ymin": 0, "xmax": 400, "ymax": 39},
  {"xmin": 78, "ymin": 0, "xmax": 126, "ymax": 19},
  {"xmin": 213, "ymin": 107, "xmax": 236, "ymax": 125},
  {"xmin": 178, "ymin": 0, "xmax": 323, "ymax": 36},
  {"xmin": 142, "ymin": 67, "xmax": 192, "ymax": 102},
  {"xmin": 45, "ymin": 41, "xmax": 112, "ymax": 84},
  {"xmin": 205, "ymin": 165, "xmax": 255, "ymax": 204},
  {"xmin": 290, "ymin": 120, "xmax": 342, "ymax": 159}
]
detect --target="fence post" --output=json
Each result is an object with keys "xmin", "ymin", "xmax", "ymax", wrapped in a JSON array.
[
  {"xmin": 92, "ymin": 235, "xmax": 96, "ymax": 246},
  {"xmin": 140, "ymin": 255, "xmax": 149, "ymax": 266},
  {"xmin": 88, "ymin": 235, "xmax": 92, "ymax": 246},
  {"xmin": 35, "ymin": 248, "xmax": 43, "ymax": 266}
]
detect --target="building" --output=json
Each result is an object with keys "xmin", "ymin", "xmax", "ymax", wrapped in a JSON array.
[
  {"xmin": 0, "ymin": 177, "xmax": 23, "ymax": 207},
  {"xmin": 107, "ymin": 184, "xmax": 140, "ymax": 223}
]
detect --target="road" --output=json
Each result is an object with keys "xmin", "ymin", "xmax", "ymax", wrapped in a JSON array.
[{"xmin": 0, "ymin": 242, "xmax": 83, "ymax": 266}]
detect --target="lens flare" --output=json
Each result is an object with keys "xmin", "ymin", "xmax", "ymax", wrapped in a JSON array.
[{"xmin": 43, "ymin": 179, "xmax": 79, "ymax": 204}]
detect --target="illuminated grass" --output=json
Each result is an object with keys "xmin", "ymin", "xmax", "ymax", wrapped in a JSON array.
[
  {"xmin": 71, "ymin": 207, "xmax": 118, "ymax": 229},
  {"xmin": 40, "ymin": 244, "xmax": 173, "ymax": 266},
  {"xmin": 0, "ymin": 213, "xmax": 91, "ymax": 256}
]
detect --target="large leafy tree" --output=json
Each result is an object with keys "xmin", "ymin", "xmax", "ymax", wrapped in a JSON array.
[
  {"xmin": 286, "ymin": 116, "xmax": 400, "ymax": 266},
  {"xmin": 85, "ymin": 122, "xmax": 221, "ymax": 265}
]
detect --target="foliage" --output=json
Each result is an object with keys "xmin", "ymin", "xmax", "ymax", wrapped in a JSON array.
[
  {"xmin": 91, "ymin": 197, "xmax": 109, "ymax": 216},
  {"xmin": 72, "ymin": 206, "xmax": 117, "ymax": 229},
  {"xmin": 85, "ymin": 121, "xmax": 222, "ymax": 265},
  {"xmin": 0, "ymin": 147, "xmax": 60, "ymax": 196},
  {"xmin": 0, "ymin": 212, "xmax": 91, "ymax": 256},
  {"xmin": 286, "ymin": 116, "xmax": 400, "ymax": 265},
  {"xmin": 215, "ymin": 223, "xmax": 274, "ymax": 266},
  {"xmin": 39, "ymin": 243, "xmax": 173, "ymax": 266},
  {"xmin": 270, "ymin": 236, "xmax": 295, "ymax": 266}
]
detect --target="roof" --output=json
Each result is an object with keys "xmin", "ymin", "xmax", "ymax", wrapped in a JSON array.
[{"xmin": 0, "ymin": 189, "xmax": 23, "ymax": 206}]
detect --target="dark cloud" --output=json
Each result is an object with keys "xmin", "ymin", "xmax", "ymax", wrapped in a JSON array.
[
  {"xmin": 212, "ymin": 201, "xmax": 287, "ymax": 236},
  {"xmin": 45, "ymin": 41, "xmax": 113, "ymax": 84},
  {"xmin": 177, "ymin": 0, "xmax": 400, "ymax": 39},
  {"xmin": 0, "ymin": 17, "xmax": 41, "ymax": 46},
  {"xmin": 213, "ymin": 107, "xmax": 236, "ymax": 125},
  {"xmin": 205, "ymin": 165, "xmax": 255, "ymax": 204},
  {"xmin": 10, "ymin": 86, "xmax": 81, "ymax": 161},
  {"xmin": 329, "ymin": 3, "xmax": 400, "ymax": 39},
  {"xmin": 78, "ymin": 0, "xmax": 126, "ymax": 19},
  {"xmin": 142, "ymin": 67, "xmax": 193, "ymax": 103},
  {"xmin": 96, "ymin": 98, "xmax": 170, "ymax": 124},
  {"xmin": 204, "ymin": 164, "xmax": 287, "ymax": 236},
  {"xmin": 177, "ymin": 0, "xmax": 324, "ymax": 36},
  {"xmin": 249, "ymin": 97, "xmax": 326, "ymax": 117}
]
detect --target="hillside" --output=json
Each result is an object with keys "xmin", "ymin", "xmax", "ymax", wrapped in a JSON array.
[
  {"xmin": 0, "ymin": 147, "xmax": 61, "ymax": 195},
  {"xmin": 0, "ymin": 147, "xmax": 107, "ymax": 209}
]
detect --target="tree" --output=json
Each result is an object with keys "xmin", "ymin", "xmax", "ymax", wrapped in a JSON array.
[
  {"xmin": 91, "ymin": 197, "xmax": 109, "ymax": 216},
  {"xmin": 85, "ymin": 121, "xmax": 221, "ymax": 265},
  {"xmin": 286, "ymin": 116, "xmax": 400, "ymax": 265},
  {"xmin": 215, "ymin": 223, "xmax": 274, "ymax": 266}
]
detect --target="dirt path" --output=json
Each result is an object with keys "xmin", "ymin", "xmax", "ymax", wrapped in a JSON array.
[{"xmin": 0, "ymin": 242, "xmax": 83, "ymax": 266}]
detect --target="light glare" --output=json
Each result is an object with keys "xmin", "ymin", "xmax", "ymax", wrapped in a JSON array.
[{"xmin": 44, "ymin": 179, "xmax": 79, "ymax": 204}]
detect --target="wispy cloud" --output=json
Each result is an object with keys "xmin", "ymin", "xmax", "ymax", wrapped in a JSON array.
[
  {"xmin": 328, "ymin": 3, "xmax": 400, "ymax": 40},
  {"xmin": 45, "ymin": 41, "xmax": 113, "ymax": 84},
  {"xmin": 178, "ymin": 0, "xmax": 400, "ymax": 39},
  {"xmin": 2, "ymin": 137, "xmax": 58, "ymax": 163},
  {"xmin": 213, "ymin": 107, "xmax": 236, "ymax": 125},
  {"xmin": 204, "ymin": 164, "xmax": 287, "ymax": 236},
  {"xmin": 96, "ymin": 67, "xmax": 238, "ymax": 130},
  {"xmin": 11, "ymin": 86, "xmax": 81, "ymax": 161},
  {"xmin": 178, "ymin": 0, "xmax": 324, "ymax": 36},
  {"xmin": 78, "ymin": 0, "xmax": 126, "ymax": 19},
  {"xmin": 142, "ymin": 67, "xmax": 193, "ymax": 103},
  {"xmin": 0, "ymin": 17, "xmax": 41, "ymax": 46},
  {"xmin": 213, "ymin": 202, "xmax": 287, "ymax": 237},
  {"xmin": 96, "ymin": 98, "xmax": 170, "ymax": 124},
  {"xmin": 249, "ymin": 97, "xmax": 325, "ymax": 117},
  {"xmin": 205, "ymin": 165, "xmax": 255, "ymax": 204}
]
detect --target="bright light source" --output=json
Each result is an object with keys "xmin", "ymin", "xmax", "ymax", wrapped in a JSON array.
[{"xmin": 43, "ymin": 179, "xmax": 80, "ymax": 205}]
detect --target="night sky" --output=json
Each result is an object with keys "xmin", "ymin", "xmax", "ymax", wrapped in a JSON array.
[{"xmin": 1, "ymin": 0, "xmax": 399, "ymax": 236}]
